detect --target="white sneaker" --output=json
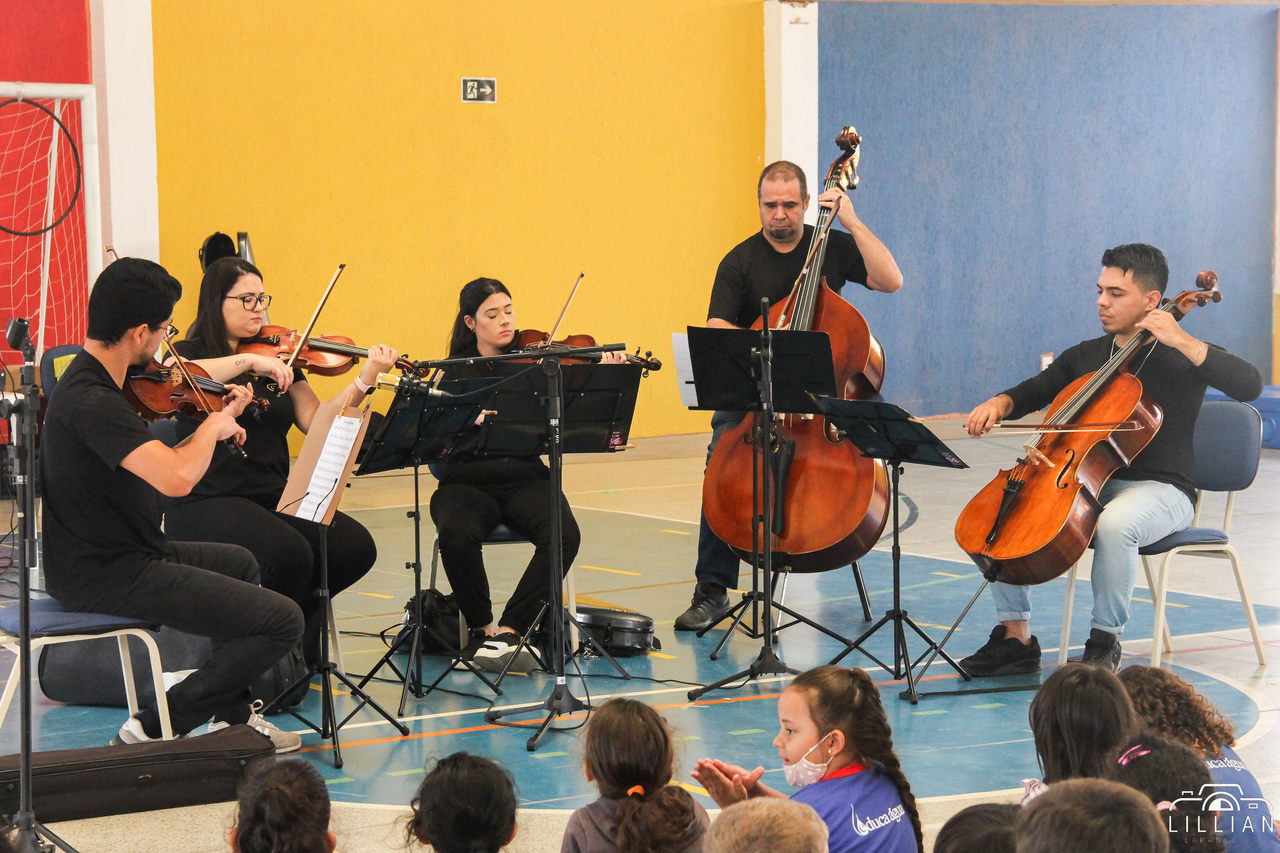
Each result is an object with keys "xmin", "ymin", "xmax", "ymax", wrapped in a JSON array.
[
  {"xmin": 471, "ymin": 632, "xmax": 538, "ymax": 674},
  {"xmin": 209, "ymin": 702, "xmax": 302, "ymax": 754},
  {"xmin": 113, "ymin": 716, "xmax": 161, "ymax": 746}
]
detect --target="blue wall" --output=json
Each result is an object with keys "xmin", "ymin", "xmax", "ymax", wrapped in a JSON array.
[{"xmin": 819, "ymin": 3, "xmax": 1276, "ymax": 415}]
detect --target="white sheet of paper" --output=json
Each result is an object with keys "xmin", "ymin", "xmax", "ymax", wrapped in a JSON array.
[
  {"xmin": 671, "ymin": 331, "xmax": 698, "ymax": 408},
  {"xmin": 297, "ymin": 413, "xmax": 363, "ymax": 521}
]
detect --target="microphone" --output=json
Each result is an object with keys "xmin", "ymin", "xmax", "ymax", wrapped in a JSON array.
[{"xmin": 376, "ymin": 373, "xmax": 454, "ymax": 398}]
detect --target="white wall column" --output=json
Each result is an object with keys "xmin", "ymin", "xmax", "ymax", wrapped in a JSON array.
[
  {"xmin": 763, "ymin": 0, "xmax": 819, "ymax": 222},
  {"xmin": 90, "ymin": 0, "xmax": 159, "ymax": 262}
]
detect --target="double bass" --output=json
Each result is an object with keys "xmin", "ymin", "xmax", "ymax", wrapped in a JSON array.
[
  {"xmin": 702, "ymin": 128, "xmax": 890, "ymax": 571},
  {"xmin": 954, "ymin": 271, "xmax": 1222, "ymax": 585}
]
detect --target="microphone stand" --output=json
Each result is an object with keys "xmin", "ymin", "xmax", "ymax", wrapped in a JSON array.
[{"xmin": 0, "ymin": 318, "xmax": 79, "ymax": 852}]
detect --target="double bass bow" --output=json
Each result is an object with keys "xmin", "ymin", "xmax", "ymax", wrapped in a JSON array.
[
  {"xmin": 701, "ymin": 127, "xmax": 890, "ymax": 571},
  {"xmin": 954, "ymin": 271, "xmax": 1223, "ymax": 585}
]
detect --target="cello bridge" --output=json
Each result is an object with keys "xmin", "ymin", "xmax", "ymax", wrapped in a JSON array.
[{"xmin": 1022, "ymin": 444, "xmax": 1055, "ymax": 468}]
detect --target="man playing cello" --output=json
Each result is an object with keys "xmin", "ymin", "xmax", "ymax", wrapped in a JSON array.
[
  {"xmin": 959, "ymin": 243, "xmax": 1262, "ymax": 674},
  {"xmin": 675, "ymin": 160, "xmax": 904, "ymax": 631}
]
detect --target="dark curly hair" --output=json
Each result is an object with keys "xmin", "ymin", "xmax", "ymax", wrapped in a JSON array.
[
  {"xmin": 233, "ymin": 759, "xmax": 331, "ymax": 853},
  {"xmin": 1118, "ymin": 665, "xmax": 1235, "ymax": 759},
  {"xmin": 407, "ymin": 752, "xmax": 516, "ymax": 853}
]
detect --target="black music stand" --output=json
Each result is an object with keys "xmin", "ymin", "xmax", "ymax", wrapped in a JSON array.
[
  {"xmin": 479, "ymin": 355, "xmax": 639, "ymax": 750},
  {"xmin": 816, "ymin": 398, "xmax": 969, "ymax": 703},
  {"xmin": 268, "ymin": 398, "xmax": 408, "ymax": 767},
  {"xmin": 354, "ymin": 376, "xmax": 502, "ymax": 712},
  {"xmin": 685, "ymin": 324, "xmax": 860, "ymax": 701}
]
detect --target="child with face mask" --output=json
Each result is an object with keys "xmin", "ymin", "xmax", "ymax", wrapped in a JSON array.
[{"xmin": 693, "ymin": 665, "xmax": 922, "ymax": 853}]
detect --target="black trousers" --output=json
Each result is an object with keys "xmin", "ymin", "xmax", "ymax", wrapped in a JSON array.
[
  {"xmin": 165, "ymin": 496, "xmax": 377, "ymax": 663},
  {"xmin": 429, "ymin": 458, "xmax": 580, "ymax": 634},
  {"xmin": 54, "ymin": 541, "xmax": 302, "ymax": 737}
]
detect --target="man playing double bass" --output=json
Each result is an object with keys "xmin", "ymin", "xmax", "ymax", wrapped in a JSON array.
[
  {"xmin": 675, "ymin": 160, "xmax": 904, "ymax": 631},
  {"xmin": 959, "ymin": 243, "xmax": 1262, "ymax": 674}
]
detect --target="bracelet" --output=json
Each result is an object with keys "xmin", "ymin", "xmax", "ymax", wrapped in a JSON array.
[{"xmin": 352, "ymin": 376, "xmax": 372, "ymax": 394}]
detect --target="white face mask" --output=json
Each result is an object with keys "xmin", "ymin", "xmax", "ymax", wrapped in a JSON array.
[{"xmin": 782, "ymin": 732, "xmax": 835, "ymax": 788}]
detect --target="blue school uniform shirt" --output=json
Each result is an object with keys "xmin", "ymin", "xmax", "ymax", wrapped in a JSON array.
[
  {"xmin": 1203, "ymin": 745, "xmax": 1280, "ymax": 852},
  {"xmin": 791, "ymin": 762, "xmax": 917, "ymax": 853}
]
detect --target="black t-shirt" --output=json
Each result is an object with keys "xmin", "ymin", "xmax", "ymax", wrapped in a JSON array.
[
  {"xmin": 171, "ymin": 339, "xmax": 304, "ymax": 504},
  {"xmin": 40, "ymin": 350, "xmax": 168, "ymax": 597},
  {"xmin": 707, "ymin": 226, "xmax": 870, "ymax": 328},
  {"xmin": 1001, "ymin": 335, "xmax": 1263, "ymax": 502}
]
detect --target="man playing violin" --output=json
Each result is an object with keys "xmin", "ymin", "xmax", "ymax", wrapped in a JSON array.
[
  {"xmin": 40, "ymin": 258, "xmax": 304, "ymax": 750},
  {"xmin": 959, "ymin": 243, "xmax": 1262, "ymax": 674},
  {"xmin": 676, "ymin": 160, "xmax": 904, "ymax": 631}
]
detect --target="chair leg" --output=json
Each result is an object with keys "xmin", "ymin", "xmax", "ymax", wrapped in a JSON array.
[
  {"xmin": 1058, "ymin": 563, "xmax": 1078, "ymax": 666},
  {"xmin": 0, "ymin": 640, "xmax": 26, "ymax": 729},
  {"xmin": 1225, "ymin": 546, "xmax": 1267, "ymax": 665},
  {"xmin": 116, "ymin": 634, "xmax": 142, "ymax": 716},
  {"xmin": 564, "ymin": 567, "xmax": 579, "ymax": 647},
  {"xmin": 128, "ymin": 630, "xmax": 174, "ymax": 740},
  {"xmin": 1141, "ymin": 556, "xmax": 1174, "ymax": 657},
  {"xmin": 1150, "ymin": 553, "xmax": 1174, "ymax": 667}
]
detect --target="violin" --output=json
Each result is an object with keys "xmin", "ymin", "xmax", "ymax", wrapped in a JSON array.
[
  {"xmin": 126, "ymin": 359, "xmax": 269, "ymax": 421},
  {"xmin": 953, "ymin": 271, "xmax": 1223, "ymax": 585},
  {"xmin": 702, "ymin": 127, "xmax": 890, "ymax": 571},
  {"xmin": 514, "ymin": 328, "xmax": 662, "ymax": 374},
  {"xmin": 510, "ymin": 272, "xmax": 663, "ymax": 374},
  {"xmin": 237, "ymin": 324, "xmax": 421, "ymax": 377}
]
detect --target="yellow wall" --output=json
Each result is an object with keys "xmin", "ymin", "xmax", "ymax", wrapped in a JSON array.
[{"xmin": 151, "ymin": 1, "xmax": 765, "ymax": 441}]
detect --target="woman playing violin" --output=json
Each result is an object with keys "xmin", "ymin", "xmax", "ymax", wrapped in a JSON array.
[
  {"xmin": 432, "ymin": 277, "xmax": 625, "ymax": 673},
  {"xmin": 163, "ymin": 256, "xmax": 398, "ymax": 667}
]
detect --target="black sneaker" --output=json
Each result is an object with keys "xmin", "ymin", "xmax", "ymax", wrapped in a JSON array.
[
  {"xmin": 674, "ymin": 583, "xmax": 732, "ymax": 631},
  {"xmin": 472, "ymin": 632, "xmax": 537, "ymax": 674},
  {"xmin": 1078, "ymin": 628, "xmax": 1122, "ymax": 671},
  {"xmin": 452, "ymin": 628, "xmax": 490, "ymax": 670},
  {"xmin": 958, "ymin": 625, "xmax": 1042, "ymax": 676}
]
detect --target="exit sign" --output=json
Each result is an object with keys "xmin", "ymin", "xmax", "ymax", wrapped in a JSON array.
[{"xmin": 461, "ymin": 78, "xmax": 496, "ymax": 103}]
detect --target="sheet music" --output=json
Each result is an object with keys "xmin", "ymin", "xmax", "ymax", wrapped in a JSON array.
[
  {"xmin": 298, "ymin": 413, "xmax": 363, "ymax": 521},
  {"xmin": 671, "ymin": 332, "xmax": 698, "ymax": 408}
]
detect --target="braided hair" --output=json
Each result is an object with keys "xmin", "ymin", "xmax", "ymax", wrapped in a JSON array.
[
  {"xmin": 407, "ymin": 752, "xmax": 516, "ymax": 853},
  {"xmin": 232, "ymin": 759, "xmax": 331, "ymax": 853},
  {"xmin": 788, "ymin": 666, "xmax": 923, "ymax": 852},
  {"xmin": 583, "ymin": 698, "xmax": 704, "ymax": 853}
]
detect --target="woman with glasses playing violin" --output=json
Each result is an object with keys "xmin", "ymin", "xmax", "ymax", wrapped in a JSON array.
[{"xmin": 164, "ymin": 256, "xmax": 398, "ymax": 668}]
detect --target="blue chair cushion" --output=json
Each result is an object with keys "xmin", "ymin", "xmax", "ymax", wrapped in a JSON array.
[
  {"xmin": 485, "ymin": 523, "xmax": 527, "ymax": 545},
  {"xmin": 0, "ymin": 599, "xmax": 159, "ymax": 638},
  {"xmin": 1139, "ymin": 527, "xmax": 1229, "ymax": 556}
]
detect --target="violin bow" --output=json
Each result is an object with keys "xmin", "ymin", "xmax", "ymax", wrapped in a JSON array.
[
  {"xmin": 283, "ymin": 264, "xmax": 347, "ymax": 372},
  {"xmin": 542, "ymin": 271, "xmax": 585, "ymax": 344}
]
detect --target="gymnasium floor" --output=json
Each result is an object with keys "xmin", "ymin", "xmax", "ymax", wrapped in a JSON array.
[{"xmin": 4, "ymin": 418, "xmax": 1278, "ymax": 851}]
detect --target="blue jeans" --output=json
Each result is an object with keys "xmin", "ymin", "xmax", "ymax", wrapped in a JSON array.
[{"xmin": 991, "ymin": 478, "xmax": 1194, "ymax": 635}]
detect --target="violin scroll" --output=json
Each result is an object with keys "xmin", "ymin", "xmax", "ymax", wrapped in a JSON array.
[
  {"xmin": 830, "ymin": 126, "xmax": 862, "ymax": 191},
  {"xmin": 1167, "ymin": 269, "xmax": 1223, "ymax": 321}
]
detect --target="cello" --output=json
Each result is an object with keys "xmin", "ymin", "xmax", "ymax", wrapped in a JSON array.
[
  {"xmin": 954, "ymin": 271, "xmax": 1222, "ymax": 585},
  {"xmin": 702, "ymin": 128, "xmax": 891, "ymax": 571}
]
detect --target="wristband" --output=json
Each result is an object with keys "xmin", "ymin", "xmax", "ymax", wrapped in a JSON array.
[{"xmin": 353, "ymin": 376, "xmax": 372, "ymax": 395}]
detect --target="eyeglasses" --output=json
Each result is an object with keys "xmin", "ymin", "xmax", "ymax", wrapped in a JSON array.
[
  {"xmin": 225, "ymin": 293, "xmax": 272, "ymax": 311},
  {"xmin": 155, "ymin": 323, "xmax": 179, "ymax": 342}
]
